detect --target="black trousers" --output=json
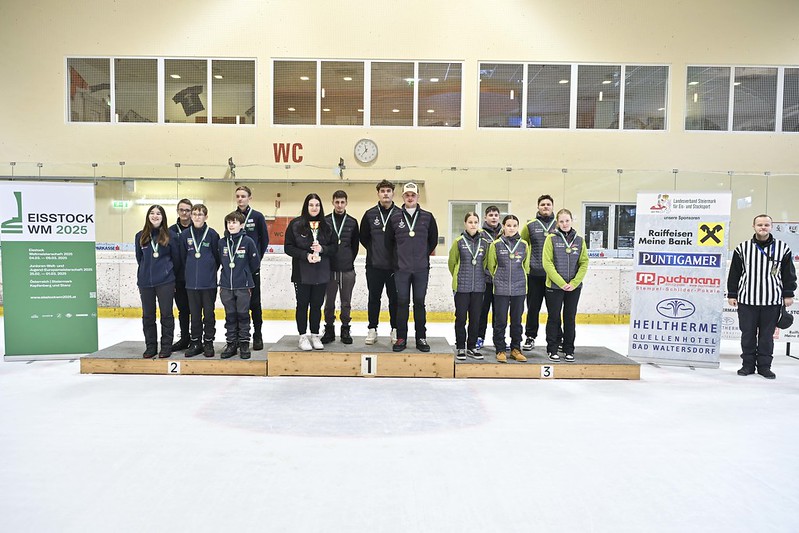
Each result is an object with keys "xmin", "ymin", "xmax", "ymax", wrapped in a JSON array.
[
  {"xmin": 525, "ymin": 275, "xmax": 547, "ymax": 339},
  {"xmin": 173, "ymin": 280, "xmax": 190, "ymax": 340},
  {"xmin": 493, "ymin": 294, "xmax": 525, "ymax": 353},
  {"xmin": 454, "ymin": 291, "xmax": 483, "ymax": 350},
  {"xmin": 478, "ymin": 282, "xmax": 494, "ymax": 339},
  {"xmin": 395, "ymin": 270, "xmax": 429, "ymax": 340},
  {"xmin": 545, "ymin": 286, "xmax": 582, "ymax": 354},
  {"xmin": 295, "ymin": 282, "xmax": 326, "ymax": 335},
  {"xmin": 737, "ymin": 303, "xmax": 781, "ymax": 369},
  {"xmin": 366, "ymin": 266, "xmax": 398, "ymax": 329},
  {"xmin": 220, "ymin": 288, "xmax": 251, "ymax": 343},
  {"xmin": 187, "ymin": 288, "xmax": 216, "ymax": 342},
  {"xmin": 140, "ymin": 282, "xmax": 175, "ymax": 351},
  {"xmin": 324, "ymin": 270, "xmax": 356, "ymax": 327},
  {"xmin": 249, "ymin": 269, "xmax": 263, "ymax": 334}
]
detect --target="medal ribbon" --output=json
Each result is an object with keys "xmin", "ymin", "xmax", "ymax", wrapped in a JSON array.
[
  {"xmin": 379, "ymin": 205, "xmax": 395, "ymax": 231},
  {"xmin": 403, "ymin": 209, "xmax": 418, "ymax": 235},
  {"xmin": 464, "ymin": 233, "xmax": 480, "ymax": 264},
  {"xmin": 536, "ymin": 218, "xmax": 555, "ymax": 233},
  {"xmin": 331, "ymin": 213, "xmax": 347, "ymax": 242},
  {"xmin": 502, "ymin": 236, "xmax": 522, "ymax": 257},
  {"xmin": 227, "ymin": 234, "xmax": 244, "ymax": 266},
  {"xmin": 191, "ymin": 225, "xmax": 209, "ymax": 256},
  {"xmin": 559, "ymin": 230, "xmax": 576, "ymax": 252}
]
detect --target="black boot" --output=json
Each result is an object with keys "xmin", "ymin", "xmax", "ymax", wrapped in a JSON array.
[
  {"xmin": 185, "ymin": 341, "xmax": 203, "ymax": 357},
  {"xmin": 252, "ymin": 331, "xmax": 264, "ymax": 351},
  {"xmin": 221, "ymin": 342, "xmax": 238, "ymax": 359},
  {"xmin": 321, "ymin": 324, "xmax": 335, "ymax": 344},
  {"xmin": 171, "ymin": 337, "xmax": 191, "ymax": 351},
  {"xmin": 203, "ymin": 341, "xmax": 215, "ymax": 357},
  {"xmin": 757, "ymin": 367, "xmax": 776, "ymax": 379},
  {"xmin": 340, "ymin": 325, "xmax": 353, "ymax": 345},
  {"xmin": 239, "ymin": 341, "xmax": 251, "ymax": 359},
  {"xmin": 737, "ymin": 365, "xmax": 755, "ymax": 376},
  {"xmin": 143, "ymin": 344, "xmax": 157, "ymax": 358},
  {"xmin": 158, "ymin": 347, "xmax": 172, "ymax": 359}
]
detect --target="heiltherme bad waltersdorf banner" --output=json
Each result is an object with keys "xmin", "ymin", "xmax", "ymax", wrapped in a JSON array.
[
  {"xmin": 0, "ymin": 182, "xmax": 98, "ymax": 360},
  {"xmin": 629, "ymin": 191, "xmax": 731, "ymax": 367}
]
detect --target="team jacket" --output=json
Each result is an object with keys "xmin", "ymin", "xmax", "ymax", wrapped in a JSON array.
[
  {"xmin": 727, "ymin": 234, "xmax": 796, "ymax": 306},
  {"xmin": 448, "ymin": 231, "xmax": 488, "ymax": 293},
  {"xmin": 235, "ymin": 206, "xmax": 269, "ymax": 260},
  {"xmin": 179, "ymin": 224, "xmax": 221, "ymax": 290},
  {"xmin": 169, "ymin": 221, "xmax": 192, "ymax": 281},
  {"xmin": 479, "ymin": 223, "xmax": 501, "ymax": 281},
  {"xmin": 360, "ymin": 203, "xmax": 398, "ymax": 270},
  {"xmin": 217, "ymin": 231, "xmax": 260, "ymax": 290},
  {"xmin": 486, "ymin": 235, "xmax": 530, "ymax": 297},
  {"xmin": 384, "ymin": 205, "xmax": 439, "ymax": 273},
  {"xmin": 284, "ymin": 217, "xmax": 339, "ymax": 285},
  {"xmin": 542, "ymin": 228, "xmax": 589, "ymax": 290},
  {"xmin": 325, "ymin": 211, "xmax": 359, "ymax": 272},
  {"xmin": 520, "ymin": 214, "xmax": 556, "ymax": 277},
  {"xmin": 135, "ymin": 229, "xmax": 182, "ymax": 288}
]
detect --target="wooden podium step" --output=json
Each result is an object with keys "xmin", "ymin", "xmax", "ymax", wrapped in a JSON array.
[
  {"xmin": 267, "ymin": 336, "xmax": 454, "ymax": 378},
  {"xmin": 455, "ymin": 346, "xmax": 640, "ymax": 379},
  {"xmin": 80, "ymin": 341, "xmax": 268, "ymax": 376}
]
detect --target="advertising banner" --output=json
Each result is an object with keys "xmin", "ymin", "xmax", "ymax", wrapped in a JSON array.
[
  {"xmin": 628, "ymin": 192, "xmax": 731, "ymax": 367},
  {"xmin": 0, "ymin": 182, "xmax": 98, "ymax": 360}
]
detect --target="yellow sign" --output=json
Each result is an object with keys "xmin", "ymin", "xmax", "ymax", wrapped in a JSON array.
[{"xmin": 698, "ymin": 222, "xmax": 725, "ymax": 246}]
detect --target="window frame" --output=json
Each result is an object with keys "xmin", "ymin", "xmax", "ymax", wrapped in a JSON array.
[{"xmin": 582, "ymin": 202, "xmax": 637, "ymax": 258}]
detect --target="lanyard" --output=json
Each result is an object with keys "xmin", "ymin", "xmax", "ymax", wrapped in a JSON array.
[
  {"xmin": 463, "ymin": 233, "xmax": 480, "ymax": 265},
  {"xmin": 227, "ymin": 234, "xmax": 244, "ymax": 268},
  {"xmin": 240, "ymin": 207, "xmax": 253, "ymax": 232},
  {"xmin": 379, "ymin": 205, "xmax": 395, "ymax": 231},
  {"xmin": 559, "ymin": 230, "xmax": 577, "ymax": 253},
  {"xmin": 403, "ymin": 209, "xmax": 418, "ymax": 235},
  {"xmin": 190, "ymin": 225, "xmax": 209, "ymax": 258},
  {"xmin": 755, "ymin": 241, "xmax": 775, "ymax": 262},
  {"xmin": 331, "ymin": 213, "xmax": 347, "ymax": 243},
  {"xmin": 536, "ymin": 218, "xmax": 555, "ymax": 233},
  {"xmin": 502, "ymin": 236, "xmax": 522, "ymax": 257},
  {"xmin": 150, "ymin": 238, "xmax": 159, "ymax": 258}
]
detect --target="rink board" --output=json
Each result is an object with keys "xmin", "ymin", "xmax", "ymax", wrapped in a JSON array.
[
  {"xmin": 268, "ymin": 336, "xmax": 454, "ymax": 378},
  {"xmin": 455, "ymin": 347, "xmax": 640, "ymax": 379},
  {"xmin": 80, "ymin": 341, "xmax": 268, "ymax": 376}
]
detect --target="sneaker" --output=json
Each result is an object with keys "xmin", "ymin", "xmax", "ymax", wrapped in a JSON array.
[
  {"xmin": 171, "ymin": 337, "xmax": 190, "ymax": 351},
  {"xmin": 737, "ymin": 366, "xmax": 755, "ymax": 376},
  {"xmin": 757, "ymin": 367, "xmax": 776, "ymax": 379},
  {"xmin": 185, "ymin": 341, "xmax": 203, "ymax": 358},
  {"xmin": 475, "ymin": 337, "xmax": 484, "ymax": 350},
  {"xmin": 340, "ymin": 326, "xmax": 353, "ymax": 344},
  {"xmin": 564, "ymin": 353, "xmax": 575, "ymax": 362},
  {"xmin": 510, "ymin": 348, "xmax": 527, "ymax": 362},
  {"xmin": 548, "ymin": 352, "xmax": 560, "ymax": 361},
  {"xmin": 467, "ymin": 349, "xmax": 484, "ymax": 360},
  {"xmin": 456, "ymin": 349, "xmax": 467, "ymax": 361},
  {"xmin": 203, "ymin": 341, "xmax": 215, "ymax": 358},
  {"xmin": 522, "ymin": 337, "xmax": 535, "ymax": 351},
  {"xmin": 239, "ymin": 342, "xmax": 251, "ymax": 359},
  {"xmin": 393, "ymin": 338, "xmax": 407, "ymax": 352},
  {"xmin": 310, "ymin": 334, "xmax": 324, "ymax": 350},
  {"xmin": 496, "ymin": 351, "xmax": 507, "ymax": 363},
  {"xmin": 321, "ymin": 325, "xmax": 335, "ymax": 344},
  {"xmin": 221, "ymin": 343, "xmax": 238, "ymax": 359},
  {"xmin": 416, "ymin": 338, "xmax": 431, "ymax": 352},
  {"xmin": 298, "ymin": 334, "xmax": 312, "ymax": 351},
  {"xmin": 391, "ymin": 328, "xmax": 398, "ymax": 344},
  {"xmin": 252, "ymin": 332, "xmax": 264, "ymax": 351},
  {"xmin": 365, "ymin": 328, "xmax": 378, "ymax": 345}
]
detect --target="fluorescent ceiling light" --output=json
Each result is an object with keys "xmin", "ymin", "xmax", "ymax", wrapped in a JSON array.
[
  {"xmin": 322, "ymin": 108, "xmax": 330, "ymax": 112},
  {"xmin": 300, "ymin": 76, "xmax": 310, "ymax": 81},
  {"xmin": 688, "ymin": 81, "xmax": 699, "ymax": 85},
  {"xmin": 357, "ymin": 109, "xmax": 364, "ymax": 112},
  {"xmin": 427, "ymin": 109, "xmax": 435, "ymax": 113},
  {"xmin": 169, "ymin": 74, "xmax": 181, "ymax": 79},
  {"xmin": 602, "ymin": 80, "xmax": 612, "ymax": 85},
  {"xmin": 287, "ymin": 107, "xmax": 296, "ymax": 111},
  {"xmin": 430, "ymin": 78, "xmax": 439, "ymax": 82},
  {"xmin": 392, "ymin": 109, "xmax": 400, "ymax": 113},
  {"xmin": 558, "ymin": 79, "xmax": 569, "ymax": 84},
  {"xmin": 214, "ymin": 74, "xmax": 223, "ymax": 79},
  {"xmin": 343, "ymin": 77, "xmax": 352, "ymax": 81}
]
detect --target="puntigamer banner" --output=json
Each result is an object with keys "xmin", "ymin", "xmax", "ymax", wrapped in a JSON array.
[
  {"xmin": 0, "ymin": 182, "xmax": 98, "ymax": 360},
  {"xmin": 629, "ymin": 191, "xmax": 731, "ymax": 367}
]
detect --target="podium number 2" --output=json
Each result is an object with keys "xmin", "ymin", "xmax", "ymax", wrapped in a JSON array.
[
  {"xmin": 361, "ymin": 354, "xmax": 376, "ymax": 376},
  {"xmin": 541, "ymin": 365, "xmax": 553, "ymax": 378},
  {"xmin": 168, "ymin": 361, "xmax": 181, "ymax": 374}
]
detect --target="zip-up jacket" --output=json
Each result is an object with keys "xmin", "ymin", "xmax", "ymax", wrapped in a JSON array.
[
  {"xmin": 135, "ymin": 229, "xmax": 181, "ymax": 288},
  {"xmin": 384, "ymin": 205, "xmax": 439, "ymax": 273},
  {"xmin": 325, "ymin": 211, "xmax": 359, "ymax": 272},
  {"xmin": 727, "ymin": 234, "xmax": 796, "ymax": 305},
  {"xmin": 234, "ymin": 206, "xmax": 269, "ymax": 260},
  {"xmin": 479, "ymin": 223, "xmax": 500, "ymax": 281},
  {"xmin": 520, "ymin": 213, "xmax": 556, "ymax": 277},
  {"xmin": 542, "ymin": 228, "xmax": 589, "ymax": 290},
  {"xmin": 486, "ymin": 234, "xmax": 530, "ymax": 297},
  {"xmin": 218, "ymin": 232, "xmax": 260, "ymax": 289},
  {"xmin": 179, "ymin": 224, "xmax": 221, "ymax": 290},
  {"xmin": 285, "ymin": 217, "xmax": 339, "ymax": 285},
  {"xmin": 360, "ymin": 203, "xmax": 397, "ymax": 270},
  {"xmin": 169, "ymin": 221, "xmax": 192, "ymax": 282},
  {"xmin": 448, "ymin": 231, "xmax": 488, "ymax": 293}
]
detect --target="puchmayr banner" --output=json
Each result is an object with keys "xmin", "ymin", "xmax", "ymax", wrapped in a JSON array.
[
  {"xmin": 0, "ymin": 182, "xmax": 98, "ymax": 360},
  {"xmin": 628, "ymin": 191, "xmax": 731, "ymax": 367}
]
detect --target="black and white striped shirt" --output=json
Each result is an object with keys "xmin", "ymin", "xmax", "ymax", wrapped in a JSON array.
[{"xmin": 727, "ymin": 235, "xmax": 796, "ymax": 306}]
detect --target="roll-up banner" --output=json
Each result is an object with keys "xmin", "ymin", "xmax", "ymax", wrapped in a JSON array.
[
  {"xmin": 0, "ymin": 182, "xmax": 98, "ymax": 360},
  {"xmin": 629, "ymin": 191, "xmax": 731, "ymax": 367}
]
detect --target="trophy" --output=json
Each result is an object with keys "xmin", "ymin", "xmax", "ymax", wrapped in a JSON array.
[{"xmin": 309, "ymin": 221, "xmax": 320, "ymax": 263}]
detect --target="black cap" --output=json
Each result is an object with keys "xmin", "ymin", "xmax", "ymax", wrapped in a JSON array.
[{"xmin": 777, "ymin": 306, "xmax": 794, "ymax": 330}]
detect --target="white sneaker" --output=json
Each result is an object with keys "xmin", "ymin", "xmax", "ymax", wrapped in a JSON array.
[
  {"xmin": 391, "ymin": 328, "xmax": 398, "ymax": 343},
  {"xmin": 298, "ymin": 334, "xmax": 312, "ymax": 351},
  {"xmin": 365, "ymin": 328, "xmax": 377, "ymax": 345},
  {"xmin": 310, "ymin": 334, "xmax": 324, "ymax": 350}
]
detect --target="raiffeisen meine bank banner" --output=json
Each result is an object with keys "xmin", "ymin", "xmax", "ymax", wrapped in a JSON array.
[{"xmin": 629, "ymin": 192, "xmax": 731, "ymax": 367}]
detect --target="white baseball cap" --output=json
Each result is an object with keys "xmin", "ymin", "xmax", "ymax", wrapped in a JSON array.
[{"xmin": 403, "ymin": 182, "xmax": 419, "ymax": 195}]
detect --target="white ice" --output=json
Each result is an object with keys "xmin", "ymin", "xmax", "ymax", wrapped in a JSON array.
[{"xmin": 1, "ymin": 319, "xmax": 798, "ymax": 533}]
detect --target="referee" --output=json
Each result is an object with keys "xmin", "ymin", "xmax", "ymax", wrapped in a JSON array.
[{"xmin": 727, "ymin": 214, "xmax": 796, "ymax": 379}]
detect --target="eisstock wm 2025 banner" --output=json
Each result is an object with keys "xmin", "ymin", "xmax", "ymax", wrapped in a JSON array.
[
  {"xmin": 628, "ymin": 191, "xmax": 731, "ymax": 367},
  {"xmin": 0, "ymin": 182, "xmax": 98, "ymax": 360}
]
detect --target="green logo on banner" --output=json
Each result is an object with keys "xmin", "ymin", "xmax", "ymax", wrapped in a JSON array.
[{"xmin": 1, "ymin": 191, "xmax": 23, "ymax": 234}]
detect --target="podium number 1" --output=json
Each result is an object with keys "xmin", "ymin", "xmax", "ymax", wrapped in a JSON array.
[
  {"xmin": 361, "ymin": 354, "xmax": 377, "ymax": 376},
  {"xmin": 168, "ymin": 361, "xmax": 181, "ymax": 374}
]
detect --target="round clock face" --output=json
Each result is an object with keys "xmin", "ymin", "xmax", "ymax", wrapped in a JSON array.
[{"xmin": 354, "ymin": 138, "xmax": 378, "ymax": 164}]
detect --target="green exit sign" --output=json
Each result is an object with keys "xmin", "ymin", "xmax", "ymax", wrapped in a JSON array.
[{"xmin": 112, "ymin": 200, "xmax": 130, "ymax": 209}]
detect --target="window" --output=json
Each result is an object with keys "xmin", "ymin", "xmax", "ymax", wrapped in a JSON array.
[
  {"xmin": 731, "ymin": 67, "xmax": 777, "ymax": 132},
  {"xmin": 321, "ymin": 61, "xmax": 364, "ymax": 126},
  {"xmin": 623, "ymin": 65, "xmax": 668, "ymax": 130},
  {"xmin": 211, "ymin": 60, "xmax": 256, "ymax": 125},
  {"xmin": 273, "ymin": 60, "xmax": 315, "ymax": 125},
  {"xmin": 526, "ymin": 64, "xmax": 571, "ymax": 129},
  {"xmin": 583, "ymin": 203, "xmax": 636, "ymax": 257},
  {"xmin": 479, "ymin": 63, "xmax": 523, "ymax": 127},
  {"xmin": 784, "ymin": 68, "xmax": 799, "ymax": 132},
  {"xmin": 165, "ymin": 59, "xmax": 207, "ymax": 123},
  {"xmin": 371, "ymin": 62, "xmax": 414, "ymax": 126},
  {"xmin": 577, "ymin": 65, "xmax": 621, "ymax": 129},
  {"xmin": 115, "ymin": 58, "xmax": 157, "ymax": 123},
  {"xmin": 68, "ymin": 58, "xmax": 110, "ymax": 122},
  {"xmin": 685, "ymin": 66, "xmax": 729, "ymax": 131},
  {"xmin": 418, "ymin": 62, "xmax": 462, "ymax": 127},
  {"xmin": 449, "ymin": 201, "xmax": 510, "ymax": 247}
]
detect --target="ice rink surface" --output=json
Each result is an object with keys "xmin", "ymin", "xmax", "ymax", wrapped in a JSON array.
[{"xmin": 2, "ymin": 318, "xmax": 798, "ymax": 533}]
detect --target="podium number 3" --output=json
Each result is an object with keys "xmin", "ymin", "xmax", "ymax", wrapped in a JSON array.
[{"xmin": 541, "ymin": 365, "xmax": 553, "ymax": 378}]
